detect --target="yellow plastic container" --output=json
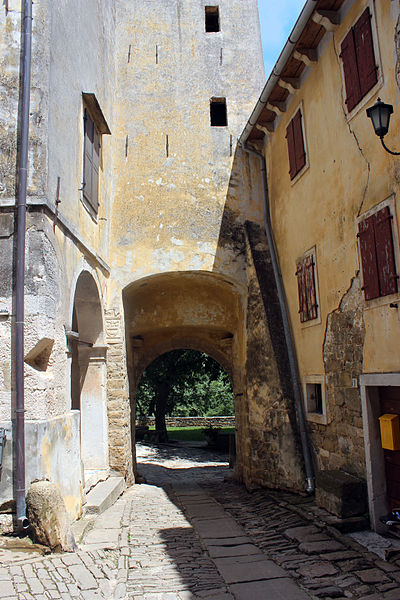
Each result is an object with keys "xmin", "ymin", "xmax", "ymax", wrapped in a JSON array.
[{"xmin": 379, "ymin": 414, "xmax": 400, "ymax": 451}]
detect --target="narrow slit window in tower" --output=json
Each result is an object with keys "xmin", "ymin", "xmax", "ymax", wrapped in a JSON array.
[
  {"xmin": 210, "ymin": 97, "xmax": 227, "ymax": 126},
  {"xmin": 205, "ymin": 6, "xmax": 220, "ymax": 32}
]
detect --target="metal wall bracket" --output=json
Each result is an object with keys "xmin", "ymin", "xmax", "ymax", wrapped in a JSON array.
[{"xmin": 0, "ymin": 428, "xmax": 6, "ymax": 481}]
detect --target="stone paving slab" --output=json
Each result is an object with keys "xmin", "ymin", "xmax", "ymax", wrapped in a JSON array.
[
  {"xmin": 213, "ymin": 555, "xmax": 287, "ymax": 584},
  {"xmin": 202, "ymin": 537, "xmax": 252, "ymax": 547},
  {"xmin": 207, "ymin": 543, "xmax": 261, "ymax": 558},
  {"xmin": 181, "ymin": 502, "xmax": 226, "ymax": 519},
  {"xmin": 230, "ymin": 577, "xmax": 312, "ymax": 600},
  {"xmin": 191, "ymin": 517, "xmax": 246, "ymax": 539}
]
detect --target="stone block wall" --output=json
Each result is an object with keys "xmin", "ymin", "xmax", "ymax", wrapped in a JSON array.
[
  {"xmin": 243, "ymin": 220, "xmax": 305, "ymax": 491},
  {"xmin": 105, "ymin": 309, "xmax": 134, "ymax": 483},
  {"xmin": 136, "ymin": 416, "xmax": 235, "ymax": 428},
  {"xmin": 315, "ymin": 275, "xmax": 366, "ymax": 478}
]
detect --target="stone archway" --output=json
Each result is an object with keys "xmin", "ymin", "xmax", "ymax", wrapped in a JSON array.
[
  {"xmin": 122, "ymin": 271, "xmax": 247, "ymax": 479},
  {"xmin": 71, "ymin": 271, "xmax": 108, "ymax": 488}
]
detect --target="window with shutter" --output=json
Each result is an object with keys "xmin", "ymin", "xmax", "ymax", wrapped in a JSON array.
[
  {"xmin": 340, "ymin": 7, "xmax": 378, "ymax": 113},
  {"xmin": 358, "ymin": 205, "xmax": 398, "ymax": 301},
  {"xmin": 286, "ymin": 109, "xmax": 306, "ymax": 180},
  {"xmin": 83, "ymin": 109, "xmax": 100, "ymax": 213},
  {"xmin": 296, "ymin": 249, "xmax": 318, "ymax": 323}
]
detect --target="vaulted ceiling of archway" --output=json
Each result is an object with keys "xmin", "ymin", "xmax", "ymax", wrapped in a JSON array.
[{"xmin": 123, "ymin": 271, "xmax": 245, "ymax": 380}]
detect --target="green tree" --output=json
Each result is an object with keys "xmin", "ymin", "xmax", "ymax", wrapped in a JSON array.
[{"xmin": 136, "ymin": 350, "xmax": 234, "ymax": 441}]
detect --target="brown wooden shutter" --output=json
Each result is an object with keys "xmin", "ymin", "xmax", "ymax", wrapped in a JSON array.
[
  {"xmin": 340, "ymin": 28, "xmax": 361, "ymax": 112},
  {"xmin": 358, "ymin": 214, "xmax": 380, "ymax": 300},
  {"xmin": 304, "ymin": 254, "xmax": 318, "ymax": 320},
  {"xmin": 296, "ymin": 259, "xmax": 307, "ymax": 322},
  {"xmin": 374, "ymin": 206, "xmax": 398, "ymax": 297},
  {"xmin": 286, "ymin": 119, "xmax": 296, "ymax": 180},
  {"xmin": 83, "ymin": 109, "xmax": 100, "ymax": 213},
  {"xmin": 293, "ymin": 110, "xmax": 306, "ymax": 174},
  {"xmin": 91, "ymin": 128, "xmax": 100, "ymax": 212},
  {"xmin": 83, "ymin": 109, "xmax": 94, "ymax": 206},
  {"xmin": 354, "ymin": 8, "xmax": 377, "ymax": 98}
]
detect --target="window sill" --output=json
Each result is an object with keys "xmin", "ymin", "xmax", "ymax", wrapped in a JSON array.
[
  {"xmin": 363, "ymin": 291, "xmax": 400, "ymax": 311},
  {"xmin": 81, "ymin": 195, "xmax": 99, "ymax": 224},
  {"xmin": 290, "ymin": 161, "xmax": 309, "ymax": 186},
  {"xmin": 299, "ymin": 314, "xmax": 321, "ymax": 329},
  {"xmin": 345, "ymin": 77, "xmax": 384, "ymax": 124},
  {"xmin": 306, "ymin": 412, "xmax": 328, "ymax": 425}
]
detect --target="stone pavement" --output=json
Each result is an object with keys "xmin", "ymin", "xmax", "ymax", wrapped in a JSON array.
[{"xmin": 1, "ymin": 442, "xmax": 400, "ymax": 599}]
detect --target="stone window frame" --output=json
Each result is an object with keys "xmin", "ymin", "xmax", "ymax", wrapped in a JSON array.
[
  {"xmin": 338, "ymin": 1, "xmax": 383, "ymax": 122},
  {"xmin": 303, "ymin": 375, "xmax": 328, "ymax": 425},
  {"xmin": 356, "ymin": 195, "xmax": 400, "ymax": 310}
]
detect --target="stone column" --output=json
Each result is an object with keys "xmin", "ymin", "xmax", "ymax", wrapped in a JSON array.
[
  {"xmin": 78, "ymin": 345, "xmax": 109, "ymax": 478},
  {"xmin": 105, "ymin": 309, "xmax": 134, "ymax": 483}
]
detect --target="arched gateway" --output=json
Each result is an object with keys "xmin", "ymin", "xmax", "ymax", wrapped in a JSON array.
[{"xmin": 122, "ymin": 271, "xmax": 247, "ymax": 475}]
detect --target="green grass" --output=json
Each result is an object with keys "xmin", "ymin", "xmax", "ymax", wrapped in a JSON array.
[{"xmin": 147, "ymin": 426, "xmax": 235, "ymax": 441}]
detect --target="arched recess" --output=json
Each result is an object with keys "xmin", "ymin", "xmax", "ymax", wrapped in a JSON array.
[
  {"xmin": 122, "ymin": 271, "xmax": 247, "ymax": 475},
  {"xmin": 70, "ymin": 270, "xmax": 108, "ymax": 487}
]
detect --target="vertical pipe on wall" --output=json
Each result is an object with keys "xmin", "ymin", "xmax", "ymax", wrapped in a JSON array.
[
  {"xmin": 15, "ymin": 0, "xmax": 33, "ymax": 531},
  {"xmin": 242, "ymin": 143, "xmax": 315, "ymax": 494}
]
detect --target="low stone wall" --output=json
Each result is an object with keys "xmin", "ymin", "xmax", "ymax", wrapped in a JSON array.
[
  {"xmin": 0, "ymin": 412, "xmax": 82, "ymax": 520},
  {"xmin": 136, "ymin": 416, "xmax": 235, "ymax": 428}
]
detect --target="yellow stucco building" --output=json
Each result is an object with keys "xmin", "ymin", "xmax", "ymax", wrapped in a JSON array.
[{"xmin": 241, "ymin": 0, "xmax": 400, "ymax": 529}]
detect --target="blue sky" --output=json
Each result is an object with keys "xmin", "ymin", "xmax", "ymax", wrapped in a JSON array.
[{"xmin": 258, "ymin": 1, "xmax": 306, "ymax": 75}]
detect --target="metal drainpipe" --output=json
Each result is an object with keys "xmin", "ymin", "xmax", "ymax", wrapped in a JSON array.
[
  {"xmin": 242, "ymin": 143, "xmax": 315, "ymax": 494},
  {"xmin": 15, "ymin": 0, "xmax": 33, "ymax": 531}
]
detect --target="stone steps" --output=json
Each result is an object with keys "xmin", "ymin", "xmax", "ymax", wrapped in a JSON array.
[
  {"xmin": 84, "ymin": 475, "xmax": 126, "ymax": 515},
  {"xmin": 71, "ymin": 475, "xmax": 126, "ymax": 544}
]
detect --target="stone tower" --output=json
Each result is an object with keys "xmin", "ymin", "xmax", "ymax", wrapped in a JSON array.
[{"xmin": 106, "ymin": 0, "xmax": 266, "ymax": 477}]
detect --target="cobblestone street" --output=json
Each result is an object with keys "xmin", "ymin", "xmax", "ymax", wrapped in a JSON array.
[{"xmin": 1, "ymin": 442, "xmax": 400, "ymax": 600}]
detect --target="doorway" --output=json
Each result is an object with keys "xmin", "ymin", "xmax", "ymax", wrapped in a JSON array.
[{"xmin": 70, "ymin": 270, "xmax": 108, "ymax": 488}]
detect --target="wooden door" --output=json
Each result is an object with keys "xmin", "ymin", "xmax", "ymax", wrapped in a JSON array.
[{"xmin": 379, "ymin": 387, "xmax": 400, "ymax": 511}]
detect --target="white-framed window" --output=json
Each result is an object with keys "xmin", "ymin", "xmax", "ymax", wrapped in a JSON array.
[
  {"xmin": 356, "ymin": 196, "xmax": 400, "ymax": 308},
  {"xmin": 295, "ymin": 246, "xmax": 321, "ymax": 327},
  {"xmin": 339, "ymin": 2, "xmax": 383, "ymax": 119},
  {"xmin": 303, "ymin": 375, "xmax": 328, "ymax": 425}
]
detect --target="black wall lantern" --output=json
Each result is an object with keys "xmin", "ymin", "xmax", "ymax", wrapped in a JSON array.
[{"xmin": 366, "ymin": 98, "xmax": 400, "ymax": 156}]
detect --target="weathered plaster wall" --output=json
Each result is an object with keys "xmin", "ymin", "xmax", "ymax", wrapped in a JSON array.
[
  {"xmin": 262, "ymin": 0, "xmax": 400, "ymax": 476},
  {"xmin": 0, "ymin": 0, "xmax": 48, "ymax": 202},
  {"xmin": 46, "ymin": 0, "xmax": 115, "ymax": 260},
  {"xmin": 0, "ymin": 412, "xmax": 82, "ymax": 520},
  {"xmin": 0, "ymin": 3, "xmax": 20, "ymax": 199},
  {"xmin": 0, "ymin": 0, "xmax": 116, "ymax": 518},
  {"xmin": 109, "ymin": 0, "xmax": 264, "ymax": 299}
]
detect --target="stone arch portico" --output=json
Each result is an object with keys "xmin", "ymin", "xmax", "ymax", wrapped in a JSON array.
[
  {"xmin": 70, "ymin": 270, "xmax": 109, "ymax": 489},
  {"xmin": 121, "ymin": 271, "xmax": 248, "ymax": 479}
]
